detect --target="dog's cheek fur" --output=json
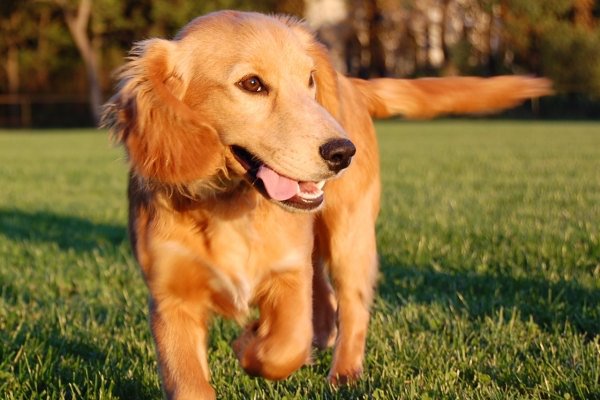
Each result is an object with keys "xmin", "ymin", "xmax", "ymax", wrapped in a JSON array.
[{"xmin": 103, "ymin": 39, "xmax": 224, "ymax": 184}]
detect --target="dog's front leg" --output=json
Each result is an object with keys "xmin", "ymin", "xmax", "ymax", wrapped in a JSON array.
[
  {"xmin": 143, "ymin": 247, "xmax": 219, "ymax": 400},
  {"xmin": 233, "ymin": 267, "xmax": 313, "ymax": 381},
  {"xmin": 150, "ymin": 297, "xmax": 214, "ymax": 400}
]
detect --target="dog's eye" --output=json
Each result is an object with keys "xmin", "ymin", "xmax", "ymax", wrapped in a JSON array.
[
  {"xmin": 308, "ymin": 72, "xmax": 315, "ymax": 88},
  {"xmin": 238, "ymin": 75, "xmax": 266, "ymax": 93}
]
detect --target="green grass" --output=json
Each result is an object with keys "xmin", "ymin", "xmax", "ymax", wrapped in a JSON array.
[{"xmin": 0, "ymin": 121, "xmax": 599, "ymax": 399}]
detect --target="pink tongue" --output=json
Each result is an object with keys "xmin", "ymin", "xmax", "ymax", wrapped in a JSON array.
[{"xmin": 256, "ymin": 165, "xmax": 299, "ymax": 201}]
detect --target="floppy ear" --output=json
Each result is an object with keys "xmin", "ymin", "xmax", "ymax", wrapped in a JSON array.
[{"xmin": 102, "ymin": 39, "xmax": 223, "ymax": 184}]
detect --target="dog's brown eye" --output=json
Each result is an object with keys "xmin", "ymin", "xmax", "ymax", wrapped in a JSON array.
[
  {"xmin": 308, "ymin": 72, "xmax": 315, "ymax": 88},
  {"xmin": 238, "ymin": 75, "xmax": 265, "ymax": 93}
]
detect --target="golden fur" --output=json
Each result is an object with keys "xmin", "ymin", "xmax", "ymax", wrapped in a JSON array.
[{"xmin": 103, "ymin": 10, "xmax": 552, "ymax": 400}]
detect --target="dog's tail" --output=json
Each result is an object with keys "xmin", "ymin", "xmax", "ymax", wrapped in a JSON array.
[{"xmin": 350, "ymin": 75, "xmax": 553, "ymax": 119}]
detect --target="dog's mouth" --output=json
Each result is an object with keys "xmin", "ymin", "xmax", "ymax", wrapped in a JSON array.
[{"xmin": 231, "ymin": 145, "xmax": 325, "ymax": 211}]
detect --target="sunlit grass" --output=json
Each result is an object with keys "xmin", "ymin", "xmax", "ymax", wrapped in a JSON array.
[{"xmin": 0, "ymin": 121, "xmax": 599, "ymax": 399}]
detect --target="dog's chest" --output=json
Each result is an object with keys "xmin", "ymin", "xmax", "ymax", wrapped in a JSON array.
[
  {"xmin": 204, "ymin": 207, "xmax": 314, "ymax": 282},
  {"xmin": 174, "ymin": 206, "xmax": 312, "ymax": 317}
]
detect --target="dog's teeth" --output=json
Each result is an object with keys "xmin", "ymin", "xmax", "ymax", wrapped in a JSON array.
[
  {"xmin": 298, "ymin": 187, "xmax": 324, "ymax": 200},
  {"xmin": 316, "ymin": 180, "xmax": 325, "ymax": 190},
  {"xmin": 299, "ymin": 192, "xmax": 322, "ymax": 200}
]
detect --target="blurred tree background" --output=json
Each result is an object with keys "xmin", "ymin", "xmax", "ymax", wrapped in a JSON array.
[{"xmin": 1, "ymin": 0, "xmax": 599, "ymax": 126}]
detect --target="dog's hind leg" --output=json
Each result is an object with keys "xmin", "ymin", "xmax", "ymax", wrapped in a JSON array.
[{"xmin": 312, "ymin": 240, "xmax": 338, "ymax": 350}]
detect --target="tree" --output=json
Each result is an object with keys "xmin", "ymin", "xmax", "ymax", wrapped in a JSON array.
[
  {"xmin": 574, "ymin": 0, "xmax": 595, "ymax": 30},
  {"xmin": 2, "ymin": 0, "xmax": 599, "ymax": 126},
  {"xmin": 52, "ymin": 0, "xmax": 102, "ymax": 124},
  {"xmin": 502, "ymin": 0, "xmax": 600, "ymax": 96},
  {"xmin": 0, "ymin": 1, "xmax": 37, "ymax": 93}
]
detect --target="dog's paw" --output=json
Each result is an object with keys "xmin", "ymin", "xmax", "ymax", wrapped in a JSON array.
[
  {"xmin": 232, "ymin": 320, "xmax": 259, "ymax": 361},
  {"xmin": 313, "ymin": 319, "xmax": 337, "ymax": 350},
  {"xmin": 232, "ymin": 320, "xmax": 310, "ymax": 380},
  {"xmin": 327, "ymin": 367, "xmax": 363, "ymax": 386}
]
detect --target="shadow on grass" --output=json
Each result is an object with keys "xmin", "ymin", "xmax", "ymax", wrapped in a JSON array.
[
  {"xmin": 0, "ymin": 208, "xmax": 127, "ymax": 252},
  {"xmin": 3, "ymin": 324, "xmax": 160, "ymax": 399},
  {"xmin": 49, "ymin": 335, "xmax": 159, "ymax": 399},
  {"xmin": 377, "ymin": 254, "xmax": 600, "ymax": 338}
]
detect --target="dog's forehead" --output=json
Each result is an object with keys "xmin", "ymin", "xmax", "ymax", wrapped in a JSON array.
[{"xmin": 177, "ymin": 11, "xmax": 315, "ymax": 72}]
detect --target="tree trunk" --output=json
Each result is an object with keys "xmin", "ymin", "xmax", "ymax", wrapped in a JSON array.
[
  {"xmin": 574, "ymin": 0, "xmax": 594, "ymax": 30},
  {"xmin": 440, "ymin": 0, "xmax": 451, "ymax": 72},
  {"xmin": 6, "ymin": 44, "xmax": 19, "ymax": 94},
  {"xmin": 5, "ymin": 11, "xmax": 22, "ymax": 93},
  {"xmin": 365, "ymin": 0, "xmax": 386, "ymax": 77},
  {"xmin": 35, "ymin": 8, "xmax": 51, "ymax": 89},
  {"xmin": 63, "ymin": 0, "xmax": 102, "ymax": 125}
]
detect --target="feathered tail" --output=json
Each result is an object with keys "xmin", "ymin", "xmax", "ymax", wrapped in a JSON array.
[{"xmin": 350, "ymin": 75, "xmax": 553, "ymax": 119}]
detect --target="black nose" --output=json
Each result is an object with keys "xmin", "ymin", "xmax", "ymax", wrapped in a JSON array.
[{"xmin": 319, "ymin": 138, "xmax": 356, "ymax": 173}]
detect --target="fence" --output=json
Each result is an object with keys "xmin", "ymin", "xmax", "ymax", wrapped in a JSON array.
[
  {"xmin": 0, "ymin": 92, "xmax": 599, "ymax": 128},
  {"xmin": 0, "ymin": 94, "xmax": 94, "ymax": 128}
]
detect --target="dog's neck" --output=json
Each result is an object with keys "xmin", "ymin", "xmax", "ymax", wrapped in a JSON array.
[{"xmin": 135, "ymin": 170, "xmax": 265, "ymax": 217}]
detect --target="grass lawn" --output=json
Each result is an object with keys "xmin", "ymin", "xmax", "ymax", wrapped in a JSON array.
[{"xmin": 0, "ymin": 121, "xmax": 599, "ymax": 399}]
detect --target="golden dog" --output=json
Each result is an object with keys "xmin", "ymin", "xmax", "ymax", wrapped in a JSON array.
[{"xmin": 103, "ymin": 10, "xmax": 551, "ymax": 400}]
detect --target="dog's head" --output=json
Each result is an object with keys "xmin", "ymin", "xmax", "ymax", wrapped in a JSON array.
[{"xmin": 103, "ymin": 11, "xmax": 354, "ymax": 212}]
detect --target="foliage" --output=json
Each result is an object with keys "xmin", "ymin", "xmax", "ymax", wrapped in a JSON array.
[
  {"xmin": 539, "ymin": 23, "xmax": 600, "ymax": 96},
  {"xmin": 1, "ymin": 0, "xmax": 600, "ymax": 101},
  {"xmin": 1, "ymin": 121, "xmax": 599, "ymax": 398},
  {"xmin": 0, "ymin": 0, "xmax": 280, "ymax": 96},
  {"xmin": 504, "ymin": 0, "xmax": 600, "ymax": 96}
]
